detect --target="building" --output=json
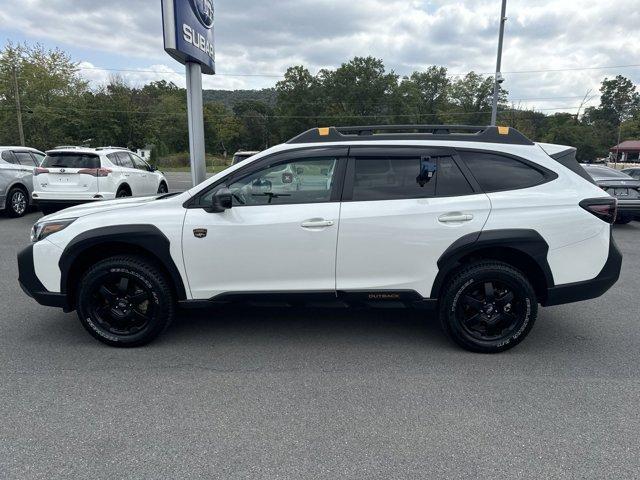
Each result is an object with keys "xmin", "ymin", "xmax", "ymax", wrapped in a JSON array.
[
  {"xmin": 136, "ymin": 148, "xmax": 152, "ymax": 161},
  {"xmin": 610, "ymin": 141, "xmax": 640, "ymax": 163}
]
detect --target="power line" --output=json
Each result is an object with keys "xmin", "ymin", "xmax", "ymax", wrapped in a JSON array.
[{"xmin": 75, "ymin": 62, "xmax": 640, "ymax": 79}]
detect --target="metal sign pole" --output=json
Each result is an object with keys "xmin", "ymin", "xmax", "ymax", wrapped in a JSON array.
[
  {"xmin": 185, "ymin": 61, "xmax": 207, "ymax": 186},
  {"xmin": 491, "ymin": 0, "xmax": 508, "ymax": 126}
]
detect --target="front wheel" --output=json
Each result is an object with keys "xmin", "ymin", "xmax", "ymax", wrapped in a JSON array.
[
  {"xmin": 157, "ymin": 182, "xmax": 168, "ymax": 194},
  {"xmin": 76, "ymin": 255, "xmax": 176, "ymax": 347},
  {"xmin": 439, "ymin": 261, "xmax": 538, "ymax": 353}
]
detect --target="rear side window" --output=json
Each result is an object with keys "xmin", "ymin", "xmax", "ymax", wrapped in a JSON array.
[
  {"xmin": 32, "ymin": 152, "xmax": 45, "ymax": 165},
  {"xmin": 351, "ymin": 156, "xmax": 473, "ymax": 201},
  {"xmin": 41, "ymin": 154, "xmax": 100, "ymax": 169},
  {"xmin": 14, "ymin": 152, "xmax": 37, "ymax": 167},
  {"xmin": 460, "ymin": 152, "xmax": 548, "ymax": 192},
  {"xmin": 116, "ymin": 152, "xmax": 135, "ymax": 168}
]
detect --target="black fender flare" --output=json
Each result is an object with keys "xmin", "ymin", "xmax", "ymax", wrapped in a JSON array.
[
  {"xmin": 59, "ymin": 224, "xmax": 187, "ymax": 300},
  {"xmin": 430, "ymin": 229, "xmax": 554, "ymax": 298}
]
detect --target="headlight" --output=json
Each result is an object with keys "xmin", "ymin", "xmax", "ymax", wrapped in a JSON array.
[{"xmin": 30, "ymin": 218, "xmax": 77, "ymax": 243}]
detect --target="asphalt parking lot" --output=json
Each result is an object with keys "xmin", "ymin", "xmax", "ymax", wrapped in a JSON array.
[{"xmin": 1, "ymin": 185, "xmax": 640, "ymax": 478}]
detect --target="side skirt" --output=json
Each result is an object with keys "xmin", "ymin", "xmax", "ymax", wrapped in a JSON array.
[{"xmin": 178, "ymin": 290, "xmax": 438, "ymax": 310}]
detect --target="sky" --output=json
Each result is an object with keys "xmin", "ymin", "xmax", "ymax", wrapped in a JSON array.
[{"xmin": 0, "ymin": 0, "xmax": 639, "ymax": 113}]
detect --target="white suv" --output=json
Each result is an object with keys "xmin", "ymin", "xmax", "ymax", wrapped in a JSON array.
[
  {"xmin": 32, "ymin": 147, "xmax": 169, "ymax": 214},
  {"xmin": 18, "ymin": 126, "xmax": 621, "ymax": 353}
]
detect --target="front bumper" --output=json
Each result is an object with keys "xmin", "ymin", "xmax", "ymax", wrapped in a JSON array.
[
  {"xmin": 18, "ymin": 244, "xmax": 71, "ymax": 311},
  {"xmin": 543, "ymin": 232, "xmax": 622, "ymax": 306}
]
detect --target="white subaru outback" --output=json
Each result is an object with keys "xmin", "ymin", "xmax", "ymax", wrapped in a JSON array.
[
  {"xmin": 18, "ymin": 126, "xmax": 622, "ymax": 353},
  {"xmin": 32, "ymin": 147, "xmax": 169, "ymax": 215}
]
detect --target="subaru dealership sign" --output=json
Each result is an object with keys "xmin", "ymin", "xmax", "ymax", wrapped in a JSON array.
[{"xmin": 162, "ymin": 0, "xmax": 215, "ymax": 74}]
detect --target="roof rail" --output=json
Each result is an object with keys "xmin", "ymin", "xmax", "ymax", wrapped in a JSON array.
[
  {"xmin": 95, "ymin": 146, "xmax": 130, "ymax": 151},
  {"xmin": 287, "ymin": 125, "xmax": 534, "ymax": 146}
]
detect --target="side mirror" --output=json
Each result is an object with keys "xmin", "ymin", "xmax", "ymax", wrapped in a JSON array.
[
  {"xmin": 205, "ymin": 187, "xmax": 232, "ymax": 213},
  {"xmin": 148, "ymin": 165, "xmax": 158, "ymax": 172}
]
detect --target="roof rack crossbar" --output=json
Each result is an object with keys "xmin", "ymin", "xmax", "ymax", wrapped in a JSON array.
[{"xmin": 287, "ymin": 124, "xmax": 534, "ymax": 146}]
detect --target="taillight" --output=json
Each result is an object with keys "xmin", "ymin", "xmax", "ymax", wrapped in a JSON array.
[
  {"xmin": 580, "ymin": 198, "xmax": 618, "ymax": 224},
  {"xmin": 34, "ymin": 167, "xmax": 49, "ymax": 176},
  {"xmin": 78, "ymin": 168, "xmax": 111, "ymax": 177}
]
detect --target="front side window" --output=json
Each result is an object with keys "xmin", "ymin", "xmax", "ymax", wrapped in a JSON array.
[
  {"xmin": 351, "ymin": 155, "xmax": 472, "ymax": 201},
  {"xmin": 131, "ymin": 153, "xmax": 150, "ymax": 171},
  {"xmin": 460, "ymin": 151, "xmax": 548, "ymax": 192},
  {"xmin": 32, "ymin": 152, "xmax": 45, "ymax": 165},
  {"xmin": 214, "ymin": 157, "xmax": 337, "ymax": 207}
]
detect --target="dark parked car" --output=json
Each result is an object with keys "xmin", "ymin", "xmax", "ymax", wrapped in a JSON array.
[
  {"xmin": 582, "ymin": 164, "xmax": 640, "ymax": 224},
  {"xmin": 232, "ymin": 150, "xmax": 260, "ymax": 165},
  {"xmin": 621, "ymin": 168, "xmax": 640, "ymax": 181}
]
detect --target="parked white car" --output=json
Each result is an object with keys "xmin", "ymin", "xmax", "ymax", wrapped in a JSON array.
[
  {"xmin": 19, "ymin": 126, "xmax": 621, "ymax": 353},
  {"xmin": 32, "ymin": 147, "xmax": 169, "ymax": 214}
]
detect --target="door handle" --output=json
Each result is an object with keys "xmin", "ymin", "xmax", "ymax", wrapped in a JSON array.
[
  {"xmin": 438, "ymin": 213, "xmax": 474, "ymax": 223},
  {"xmin": 301, "ymin": 219, "xmax": 334, "ymax": 228}
]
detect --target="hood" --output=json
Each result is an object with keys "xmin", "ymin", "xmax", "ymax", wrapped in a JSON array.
[{"xmin": 40, "ymin": 196, "xmax": 161, "ymax": 221}]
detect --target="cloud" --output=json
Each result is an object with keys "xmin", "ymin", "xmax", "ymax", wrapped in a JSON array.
[{"xmin": 1, "ymin": 0, "xmax": 638, "ymax": 111}]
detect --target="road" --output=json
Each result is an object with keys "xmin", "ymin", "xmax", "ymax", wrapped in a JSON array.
[{"xmin": 1, "ymin": 195, "xmax": 639, "ymax": 478}]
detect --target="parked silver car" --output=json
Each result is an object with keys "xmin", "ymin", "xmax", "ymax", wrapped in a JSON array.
[{"xmin": 0, "ymin": 147, "xmax": 45, "ymax": 217}]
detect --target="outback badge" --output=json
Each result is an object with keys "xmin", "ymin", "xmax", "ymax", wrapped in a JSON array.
[{"xmin": 193, "ymin": 228, "xmax": 208, "ymax": 239}]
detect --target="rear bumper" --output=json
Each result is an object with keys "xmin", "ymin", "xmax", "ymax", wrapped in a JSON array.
[
  {"xmin": 543, "ymin": 233, "xmax": 622, "ymax": 306},
  {"xmin": 32, "ymin": 198, "xmax": 101, "ymax": 211},
  {"xmin": 17, "ymin": 245, "xmax": 71, "ymax": 311}
]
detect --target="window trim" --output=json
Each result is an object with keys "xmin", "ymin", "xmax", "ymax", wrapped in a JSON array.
[
  {"xmin": 341, "ymin": 146, "xmax": 480, "ymax": 202},
  {"xmin": 185, "ymin": 146, "xmax": 349, "ymax": 209},
  {"xmin": 456, "ymin": 147, "xmax": 558, "ymax": 194}
]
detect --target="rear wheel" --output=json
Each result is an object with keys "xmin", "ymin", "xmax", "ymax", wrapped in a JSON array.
[
  {"xmin": 439, "ymin": 261, "xmax": 538, "ymax": 353},
  {"xmin": 76, "ymin": 255, "xmax": 176, "ymax": 347},
  {"xmin": 116, "ymin": 187, "xmax": 131, "ymax": 199},
  {"xmin": 6, "ymin": 186, "xmax": 28, "ymax": 218}
]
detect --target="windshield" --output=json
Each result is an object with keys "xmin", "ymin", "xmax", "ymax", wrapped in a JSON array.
[
  {"xmin": 42, "ymin": 153, "xmax": 100, "ymax": 169},
  {"xmin": 583, "ymin": 166, "xmax": 631, "ymax": 180}
]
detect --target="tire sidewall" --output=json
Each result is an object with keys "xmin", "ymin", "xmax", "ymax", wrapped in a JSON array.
[
  {"xmin": 441, "ymin": 264, "xmax": 538, "ymax": 353},
  {"xmin": 77, "ymin": 259, "xmax": 173, "ymax": 347}
]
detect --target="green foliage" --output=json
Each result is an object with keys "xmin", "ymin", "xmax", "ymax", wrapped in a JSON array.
[{"xmin": 1, "ymin": 42, "xmax": 638, "ymax": 163}]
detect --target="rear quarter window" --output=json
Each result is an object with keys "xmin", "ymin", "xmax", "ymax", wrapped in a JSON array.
[{"xmin": 459, "ymin": 151, "xmax": 550, "ymax": 192}]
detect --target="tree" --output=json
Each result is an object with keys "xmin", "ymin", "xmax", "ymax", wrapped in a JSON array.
[
  {"xmin": 0, "ymin": 42, "xmax": 88, "ymax": 148},
  {"xmin": 598, "ymin": 75, "xmax": 640, "ymax": 126}
]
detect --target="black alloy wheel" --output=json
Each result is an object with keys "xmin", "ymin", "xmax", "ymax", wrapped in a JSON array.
[
  {"xmin": 77, "ymin": 255, "xmax": 175, "ymax": 347},
  {"xmin": 439, "ymin": 261, "xmax": 538, "ymax": 353}
]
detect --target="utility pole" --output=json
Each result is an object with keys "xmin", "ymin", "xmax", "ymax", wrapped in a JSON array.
[
  {"xmin": 12, "ymin": 66, "xmax": 25, "ymax": 146},
  {"xmin": 491, "ymin": 0, "xmax": 508, "ymax": 126}
]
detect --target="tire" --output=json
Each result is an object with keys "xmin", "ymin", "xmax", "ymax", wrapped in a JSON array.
[
  {"xmin": 5, "ymin": 186, "xmax": 29, "ymax": 218},
  {"xmin": 439, "ymin": 261, "xmax": 538, "ymax": 353},
  {"xmin": 615, "ymin": 215, "xmax": 632, "ymax": 225},
  {"xmin": 116, "ymin": 187, "xmax": 131, "ymax": 199},
  {"xmin": 157, "ymin": 182, "xmax": 168, "ymax": 194},
  {"xmin": 76, "ymin": 255, "xmax": 176, "ymax": 347}
]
